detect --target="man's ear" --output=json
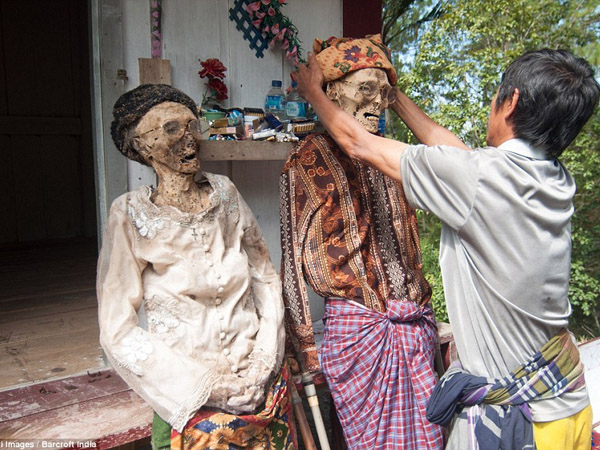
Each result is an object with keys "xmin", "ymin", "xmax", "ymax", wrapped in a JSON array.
[{"xmin": 505, "ymin": 88, "xmax": 519, "ymax": 120}]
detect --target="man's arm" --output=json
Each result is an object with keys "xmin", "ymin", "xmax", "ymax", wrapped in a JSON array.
[
  {"xmin": 391, "ymin": 89, "xmax": 470, "ymax": 150},
  {"xmin": 295, "ymin": 53, "xmax": 470, "ymax": 183}
]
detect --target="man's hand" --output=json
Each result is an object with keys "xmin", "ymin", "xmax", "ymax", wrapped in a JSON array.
[{"xmin": 294, "ymin": 52, "xmax": 324, "ymax": 103}]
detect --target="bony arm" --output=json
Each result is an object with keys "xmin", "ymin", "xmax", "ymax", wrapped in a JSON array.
[{"xmin": 236, "ymin": 186, "xmax": 285, "ymax": 372}]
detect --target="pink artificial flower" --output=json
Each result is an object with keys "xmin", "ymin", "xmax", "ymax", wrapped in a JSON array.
[
  {"xmin": 279, "ymin": 0, "xmax": 286, "ymax": 3},
  {"xmin": 268, "ymin": 6, "xmax": 275, "ymax": 16},
  {"xmin": 271, "ymin": 23, "xmax": 280, "ymax": 35},
  {"xmin": 263, "ymin": 25, "xmax": 270, "ymax": 33},
  {"xmin": 281, "ymin": 39, "xmax": 290, "ymax": 49},
  {"xmin": 256, "ymin": 11, "xmax": 266, "ymax": 19},
  {"xmin": 261, "ymin": 0, "xmax": 271, "ymax": 4},
  {"xmin": 252, "ymin": 18, "xmax": 262, "ymax": 28},
  {"xmin": 246, "ymin": 1, "xmax": 261, "ymax": 12},
  {"xmin": 286, "ymin": 45, "xmax": 297, "ymax": 59},
  {"xmin": 276, "ymin": 27, "xmax": 287, "ymax": 41}
]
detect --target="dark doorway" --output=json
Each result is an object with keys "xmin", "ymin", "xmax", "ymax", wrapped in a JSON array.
[
  {"xmin": 0, "ymin": 0, "xmax": 96, "ymax": 245},
  {"xmin": 0, "ymin": 0, "xmax": 101, "ymax": 389}
]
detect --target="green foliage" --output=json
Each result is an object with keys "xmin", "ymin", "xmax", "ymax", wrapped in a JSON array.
[{"xmin": 385, "ymin": 0, "xmax": 600, "ymax": 338}]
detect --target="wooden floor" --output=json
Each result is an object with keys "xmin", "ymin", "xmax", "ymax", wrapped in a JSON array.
[{"xmin": 0, "ymin": 238, "xmax": 106, "ymax": 390}]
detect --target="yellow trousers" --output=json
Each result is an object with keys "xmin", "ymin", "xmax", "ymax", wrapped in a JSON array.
[{"xmin": 533, "ymin": 404, "xmax": 593, "ymax": 450}]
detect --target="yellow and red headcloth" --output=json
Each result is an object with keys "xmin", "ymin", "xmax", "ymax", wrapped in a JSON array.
[{"xmin": 313, "ymin": 33, "xmax": 397, "ymax": 85}]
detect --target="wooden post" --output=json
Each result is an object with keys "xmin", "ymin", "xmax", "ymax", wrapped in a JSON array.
[{"xmin": 138, "ymin": 58, "xmax": 171, "ymax": 85}]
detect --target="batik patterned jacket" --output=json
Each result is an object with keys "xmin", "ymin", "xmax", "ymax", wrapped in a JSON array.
[{"xmin": 279, "ymin": 133, "xmax": 431, "ymax": 372}]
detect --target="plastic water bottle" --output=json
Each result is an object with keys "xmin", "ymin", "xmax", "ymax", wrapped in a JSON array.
[
  {"xmin": 265, "ymin": 80, "xmax": 286, "ymax": 118},
  {"xmin": 285, "ymin": 81, "xmax": 308, "ymax": 120}
]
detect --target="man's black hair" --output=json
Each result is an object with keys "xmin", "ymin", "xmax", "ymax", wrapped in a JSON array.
[{"xmin": 495, "ymin": 49, "xmax": 600, "ymax": 158}]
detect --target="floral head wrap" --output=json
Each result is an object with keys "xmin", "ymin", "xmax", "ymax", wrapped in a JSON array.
[{"xmin": 313, "ymin": 33, "xmax": 397, "ymax": 85}]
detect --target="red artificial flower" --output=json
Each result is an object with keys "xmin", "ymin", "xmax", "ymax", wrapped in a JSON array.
[
  {"xmin": 268, "ymin": 6, "xmax": 275, "ymax": 16},
  {"xmin": 207, "ymin": 78, "xmax": 228, "ymax": 101},
  {"xmin": 199, "ymin": 58, "xmax": 227, "ymax": 79}
]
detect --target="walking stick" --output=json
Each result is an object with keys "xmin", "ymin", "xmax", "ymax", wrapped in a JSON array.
[
  {"xmin": 301, "ymin": 372, "xmax": 331, "ymax": 450},
  {"xmin": 291, "ymin": 376, "xmax": 318, "ymax": 450}
]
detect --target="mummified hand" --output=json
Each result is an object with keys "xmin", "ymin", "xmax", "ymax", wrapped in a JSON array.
[
  {"xmin": 226, "ymin": 383, "xmax": 269, "ymax": 414},
  {"xmin": 205, "ymin": 373, "xmax": 245, "ymax": 412}
]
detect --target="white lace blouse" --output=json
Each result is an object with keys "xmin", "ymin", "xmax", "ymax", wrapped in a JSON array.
[{"xmin": 97, "ymin": 172, "xmax": 285, "ymax": 432}]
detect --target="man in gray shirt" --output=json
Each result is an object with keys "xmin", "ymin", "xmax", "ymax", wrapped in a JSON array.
[{"xmin": 294, "ymin": 49, "xmax": 599, "ymax": 449}]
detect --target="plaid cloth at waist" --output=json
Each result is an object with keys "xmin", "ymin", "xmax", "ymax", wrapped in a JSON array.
[
  {"xmin": 320, "ymin": 298, "xmax": 444, "ymax": 450},
  {"xmin": 426, "ymin": 328, "xmax": 587, "ymax": 450}
]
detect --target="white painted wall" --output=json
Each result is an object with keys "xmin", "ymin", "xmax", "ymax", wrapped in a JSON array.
[{"xmin": 95, "ymin": 0, "xmax": 343, "ymax": 319}]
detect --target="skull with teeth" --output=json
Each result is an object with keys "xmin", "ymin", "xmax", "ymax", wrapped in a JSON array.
[{"xmin": 326, "ymin": 68, "xmax": 393, "ymax": 134}]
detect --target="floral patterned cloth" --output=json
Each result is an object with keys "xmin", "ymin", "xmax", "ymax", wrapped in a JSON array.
[
  {"xmin": 170, "ymin": 363, "xmax": 297, "ymax": 450},
  {"xmin": 312, "ymin": 33, "xmax": 397, "ymax": 84}
]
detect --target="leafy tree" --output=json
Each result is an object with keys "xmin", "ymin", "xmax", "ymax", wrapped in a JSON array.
[{"xmin": 384, "ymin": 0, "xmax": 600, "ymax": 339}]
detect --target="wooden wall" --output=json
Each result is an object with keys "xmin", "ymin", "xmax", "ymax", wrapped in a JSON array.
[{"xmin": 94, "ymin": 0, "xmax": 343, "ymax": 318}]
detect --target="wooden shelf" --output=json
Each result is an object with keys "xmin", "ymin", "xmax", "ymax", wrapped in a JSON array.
[{"xmin": 198, "ymin": 140, "xmax": 294, "ymax": 161}]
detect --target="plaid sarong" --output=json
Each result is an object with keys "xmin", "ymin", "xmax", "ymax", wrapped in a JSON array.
[
  {"xmin": 320, "ymin": 298, "xmax": 444, "ymax": 449},
  {"xmin": 170, "ymin": 363, "xmax": 297, "ymax": 450},
  {"xmin": 426, "ymin": 328, "xmax": 586, "ymax": 450}
]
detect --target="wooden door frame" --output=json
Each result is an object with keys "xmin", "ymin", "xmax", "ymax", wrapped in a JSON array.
[{"xmin": 89, "ymin": 0, "xmax": 128, "ymax": 243}]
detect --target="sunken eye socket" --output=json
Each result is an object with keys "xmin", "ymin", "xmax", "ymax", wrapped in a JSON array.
[
  {"xmin": 356, "ymin": 84, "xmax": 396, "ymax": 103},
  {"xmin": 162, "ymin": 120, "xmax": 182, "ymax": 135},
  {"xmin": 357, "ymin": 83, "xmax": 378, "ymax": 96}
]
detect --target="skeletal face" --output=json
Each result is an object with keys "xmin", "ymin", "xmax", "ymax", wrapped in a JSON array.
[
  {"xmin": 133, "ymin": 102, "xmax": 201, "ymax": 175},
  {"xmin": 327, "ymin": 68, "xmax": 393, "ymax": 133}
]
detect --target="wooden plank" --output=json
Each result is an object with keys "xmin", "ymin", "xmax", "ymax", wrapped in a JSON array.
[
  {"xmin": 0, "ymin": 261, "xmax": 96, "ymax": 302},
  {"xmin": 161, "ymin": 0, "xmax": 223, "ymax": 102},
  {"xmin": 0, "ymin": 325, "xmax": 104, "ymax": 389},
  {"xmin": 0, "ymin": 368, "xmax": 129, "ymax": 421},
  {"xmin": 0, "ymin": 117, "xmax": 82, "ymax": 135},
  {"xmin": 199, "ymin": 140, "xmax": 293, "ymax": 161},
  {"xmin": 0, "ymin": 389, "xmax": 152, "ymax": 441},
  {"xmin": 92, "ymin": 0, "xmax": 128, "ymax": 240},
  {"xmin": 0, "ymin": 289, "xmax": 97, "ymax": 324},
  {"xmin": 138, "ymin": 58, "xmax": 171, "ymax": 85},
  {"xmin": 0, "ymin": 307, "xmax": 99, "ymax": 346},
  {"xmin": 232, "ymin": 160, "xmax": 284, "ymax": 265}
]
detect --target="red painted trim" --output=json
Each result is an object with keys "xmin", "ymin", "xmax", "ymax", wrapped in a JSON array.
[{"xmin": 343, "ymin": 0, "xmax": 383, "ymax": 38}]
